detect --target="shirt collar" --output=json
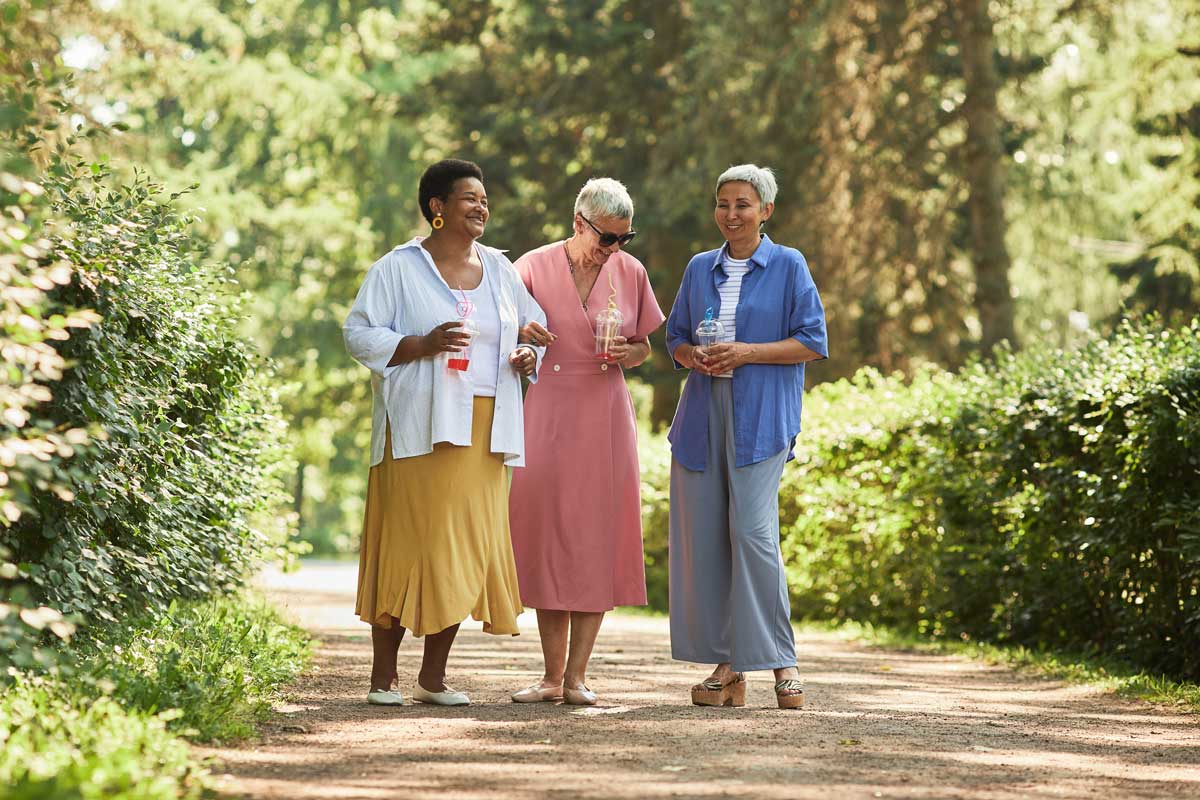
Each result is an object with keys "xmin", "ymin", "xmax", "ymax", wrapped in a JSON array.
[{"xmin": 711, "ymin": 233, "xmax": 775, "ymax": 271}]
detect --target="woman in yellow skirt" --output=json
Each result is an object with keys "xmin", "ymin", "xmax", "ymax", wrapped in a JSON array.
[{"xmin": 343, "ymin": 159, "xmax": 546, "ymax": 706}]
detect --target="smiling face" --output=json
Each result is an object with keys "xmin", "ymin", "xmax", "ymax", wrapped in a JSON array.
[
  {"xmin": 714, "ymin": 180, "xmax": 773, "ymax": 253},
  {"xmin": 573, "ymin": 213, "xmax": 633, "ymax": 268},
  {"xmin": 433, "ymin": 177, "xmax": 489, "ymax": 238}
]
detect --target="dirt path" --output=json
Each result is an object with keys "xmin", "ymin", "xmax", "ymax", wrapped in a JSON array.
[{"xmin": 202, "ymin": 562, "xmax": 1200, "ymax": 800}]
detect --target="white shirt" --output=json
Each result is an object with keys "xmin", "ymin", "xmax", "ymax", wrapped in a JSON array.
[
  {"xmin": 714, "ymin": 255, "xmax": 750, "ymax": 378},
  {"xmin": 462, "ymin": 270, "xmax": 500, "ymax": 397},
  {"xmin": 343, "ymin": 237, "xmax": 546, "ymax": 467}
]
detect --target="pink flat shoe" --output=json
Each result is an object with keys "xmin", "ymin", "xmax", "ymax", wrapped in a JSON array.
[
  {"xmin": 563, "ymin": 685, "xmax": 598, "ymax": 706},
  {"xmin": 511, "ymin": 683, "xmax": 564, "ymax": 703}
]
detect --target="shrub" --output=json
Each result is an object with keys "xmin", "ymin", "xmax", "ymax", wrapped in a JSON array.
[
  {"xmin": 0, "ymin": 676, "xmax": 208, "ymax": 800},
  {"xmin": 0, "ymin": 155, "xmax": 292, "ymax": 644},
  {"xmin": 641, "ymin": 319, "xmax": 1200, "ymax": 680},
  {"xmin": 782, "ymin": 320, "xmax": 1200, "ymax": 678},
  {"xmin": 83, "ymin": 593, "xmax": 311, "ymax": 743}
]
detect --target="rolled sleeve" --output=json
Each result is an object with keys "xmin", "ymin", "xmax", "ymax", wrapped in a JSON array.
[
  {"xmin": 343, "ymin": 260, "xmax": 405, "ymax": 377},
  {"xmin": 789, "ymin": 278, "xmax": 828, "ymax": 360}
]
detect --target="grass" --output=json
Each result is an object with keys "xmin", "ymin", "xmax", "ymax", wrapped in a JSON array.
[
  {"xmin": 80, "ymin": 593, "xmax": 312, "ymax": 743},
  {"xmin": 806, "ymin": 618, "xmax": 1200, "ymax": 713},
  {"xmin": 0, "ymin": 592, "xmax": 311, "ymax": 800}
]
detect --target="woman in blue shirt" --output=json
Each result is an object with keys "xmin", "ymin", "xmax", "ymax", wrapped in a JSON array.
[{"xmin": 665, "ymin": 164, "xmax": 828, "ymax": 710}]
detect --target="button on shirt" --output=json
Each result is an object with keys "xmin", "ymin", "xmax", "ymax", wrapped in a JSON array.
[
  {"xmin": 343, "ymin": 238, "xmax": 547, "ymax": 467},
  {"xmin": 665, "ymin": 234, "xmax": 828, "ymax": 471}
]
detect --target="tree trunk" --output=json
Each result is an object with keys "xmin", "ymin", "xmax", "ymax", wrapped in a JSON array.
[
  {"xmin": 293, "ymin": 461, "xmax": 305, "ymax": 539},
  {"xmin": 957, "ymin": 0, "xmax": 1018, "ymax": 352}
]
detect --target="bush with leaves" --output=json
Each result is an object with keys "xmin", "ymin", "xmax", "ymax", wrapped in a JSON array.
[
  {"xmin": 781, "ymin": 320, "xmax": 1200, "ymax": 679},
  {"xmin": 0, "ymin": 0, "xmax": 291, "ymax": 668},
  {"xmin": 640, "ymin": 320, "xmax": 1200, "ymax": 680},
  {"xmin": 0, "ymin": 157, "xmax": 292, "ymax": 635}
]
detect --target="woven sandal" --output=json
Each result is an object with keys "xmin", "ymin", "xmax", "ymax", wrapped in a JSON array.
[
  {"xmin": 774, "ymin": 678, "xmax": 805, "ymax": 710},
  {"xmin": 690, "ymin": 672, "xmax": 746, "ymax": 707}
]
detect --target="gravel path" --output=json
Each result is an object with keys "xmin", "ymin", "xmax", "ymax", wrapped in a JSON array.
[{"xmin": 202, "ymin": 562, "xmax": 1200, "ymax": 800}]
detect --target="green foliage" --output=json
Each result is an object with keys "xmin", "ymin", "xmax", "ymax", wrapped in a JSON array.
[
  {"xmin": 1, "ymin": 0, "xmax": 292, "ymax": 676},
  {"xmin": 1, "ymin": 157, "xmax": 293, "ymax": 628},
  {"xmin": 640, "ymin": 319, "xmax": 1200, "ymax": 680},
  {"xmin": 82, "ymin": 593, "xmax": 310, "ymax": 743},
  {"xmin": 782, "ymin": 319, "xmax": 1200, "ymax": 678},
  {"xmin": 0, "ymin": 676, "xmax": 209, "ymax": 800},
  {"xmin": 0, "ymin": 593, "xmax": 308, "ymax": 799},
  {"xmin": 1, "ymin": 0, "xmax": 99, "ymax": 672}
]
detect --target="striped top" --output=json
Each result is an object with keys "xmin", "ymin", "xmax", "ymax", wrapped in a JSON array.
[{"xmin": 713, "ymin": 256, "xmax": 749, "ymax": 378}]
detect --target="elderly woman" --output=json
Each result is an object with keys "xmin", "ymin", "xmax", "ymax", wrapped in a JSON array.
[
  {"xmin": 665, "ymin": 164, "xmax": 828, "ymax": 709},
  {"xmin": 343, "ymin": 158, "xmax": 546, "ymax": 707},
  {"xmin": 507, "ymin": 178, "xmax": 665, "ymax": 706}
]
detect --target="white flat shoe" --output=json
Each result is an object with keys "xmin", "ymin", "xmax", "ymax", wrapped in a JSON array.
[
  {"xmin": 412, "ymin": 684, "xmax": 470, "ymax": 706},
  {"xmin": 511, "ymin": 683, "xmax": 564, "ymax": 703},
  {"xmin": 366, "ymin": 688, "xmax": 404, "ymax": 706}
]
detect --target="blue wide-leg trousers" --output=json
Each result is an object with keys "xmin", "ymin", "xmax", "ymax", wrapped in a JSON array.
[{"xmin": 668, "ymin": 379, "xmax": 796, "ymax": 673}]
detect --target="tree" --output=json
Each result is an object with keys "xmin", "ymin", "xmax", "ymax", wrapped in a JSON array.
[{"xmin": 957, "ymin": 0, "xmax": 1018, "ymax": 351}]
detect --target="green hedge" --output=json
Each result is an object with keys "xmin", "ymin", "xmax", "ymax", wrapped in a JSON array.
[
  {"xmin": 641, "ymin": 320, "xmax": 1200, "ymax": 679},
  {"xmin": 4, "ymin": 160, "xmax": 292, "ymax": 628},
  {"xmin": 1, "ymin": 4, "xmax": 290, "ymax": 669},
  {"xmin": 0, "ymin": 594, "xmax": 310, "ymax": 800}
]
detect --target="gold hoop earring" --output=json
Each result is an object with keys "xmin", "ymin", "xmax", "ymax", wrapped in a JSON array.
[{"xmin": 431, "ymin": 213, "xmax": 444, "ymax": 230}]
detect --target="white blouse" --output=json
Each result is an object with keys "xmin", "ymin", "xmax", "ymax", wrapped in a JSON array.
[{"xmin": 343, "ymin": 237, "xmax": 547, "ymax": 467}]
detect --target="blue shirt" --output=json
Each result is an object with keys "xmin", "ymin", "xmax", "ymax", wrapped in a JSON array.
[{"xmin": 665, "ymin": 234, "xmax": 828, "ymax": 471}]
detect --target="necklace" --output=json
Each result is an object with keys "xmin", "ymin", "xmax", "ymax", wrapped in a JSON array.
[{"xmin": 563, "ymin": 240, "xmax": 591, "ymax": 311}]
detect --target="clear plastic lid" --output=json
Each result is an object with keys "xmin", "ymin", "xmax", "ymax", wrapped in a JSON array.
[{"xmin": 695, "ymin": 307, "xmax": 725, "ymax": 347}]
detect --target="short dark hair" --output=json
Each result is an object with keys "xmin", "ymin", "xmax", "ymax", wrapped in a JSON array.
[{"xmin": 418, "ymin": 159, "xmax": 485, "ymax": 223}]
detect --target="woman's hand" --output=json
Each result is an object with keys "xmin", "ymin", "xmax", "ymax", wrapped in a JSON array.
[
  {"xmin": 509, "ymin": 346, "xmax": 536, "ymax": 377},
  {"xmin": 607, "ymin": 336, "xmax": 651, "ymax": 367},
  {"xmin": 423, "ymin": 320, "xmax": 472, "ymax": 356},
  {"xmin": 519, "ymin": 321, "xmax": 556, "ymax": 347},
  {"xmin": 607, "ymin": 335, "xmax": 631, "ymax": 364},
  {"xmin": 697, "ymin": 342, "xmax": 755, "ymax": 375}
]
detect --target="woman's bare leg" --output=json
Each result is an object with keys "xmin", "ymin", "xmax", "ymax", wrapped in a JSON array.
[
  {"xmin": 417, "ymin": 623, "xmax": 461, "ymax": 692},
  {"xmin": 536, "ymin": 609, "xmax": 569, "ymax": 687},
  {"xmin": 370, "ymin": 617, "xmax": 405, "ymax": 691},
  {"xmin": 563, "ymin": 611, "xmax": 605, "ymax": 689}
]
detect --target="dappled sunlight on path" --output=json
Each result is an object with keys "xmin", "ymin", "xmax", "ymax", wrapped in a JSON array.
[{"xmin": 201, "ymin": 562, "xmax": 1200, "ymax": 800}]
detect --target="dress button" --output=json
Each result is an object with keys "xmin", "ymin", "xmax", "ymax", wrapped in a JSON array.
[
  {"xmin": 553, "ymin": 364, "xmax": 560, "ymax": 372},
  {"xmin": 600, "ymin": 363, "xmax": 609, "ymax": 371}
]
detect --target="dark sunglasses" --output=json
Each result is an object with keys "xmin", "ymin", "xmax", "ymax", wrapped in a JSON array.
[{"xmin": 580, "ymin": 214, "xmax": 637, "ymax": 247}]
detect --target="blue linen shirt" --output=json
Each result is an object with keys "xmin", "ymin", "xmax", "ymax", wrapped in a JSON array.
[{"xmin": 665, "ymin": 234, "xmax": 828, "ymax": 471}]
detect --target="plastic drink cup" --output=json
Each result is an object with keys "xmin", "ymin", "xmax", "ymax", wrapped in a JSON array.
[
  {"xmin": 695, "ymin": 307, "xmax": 725, "ymax": 349},
  {"xmin": 594, "ymin": 306, "xmax": 624, "ymax": 362},
  {"xmin": 446, "ymin": 317, "xmax": 478, "ymax": 371}
]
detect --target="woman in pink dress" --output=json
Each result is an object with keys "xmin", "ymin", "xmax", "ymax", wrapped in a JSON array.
[{"xmin": 508, "ymin": 178, "xmax": 665, "ymax": 706}]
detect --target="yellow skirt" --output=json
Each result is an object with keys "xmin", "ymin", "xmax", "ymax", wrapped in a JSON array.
[{"xmin": 355, "ymin": 396, "xmax": 522, "ymax": 636}]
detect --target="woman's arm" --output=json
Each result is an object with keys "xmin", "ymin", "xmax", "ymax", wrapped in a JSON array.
[
  {"xmin": 386, "ymin": 322, "xmax": 471, "ymax": 366},
  {"xmin": 609, "ymin": 337, "xmax": 651, "ymax": 368},
  {"xmin": 696, "ymin": 338, "xmax": 822, "ymax": 375}
]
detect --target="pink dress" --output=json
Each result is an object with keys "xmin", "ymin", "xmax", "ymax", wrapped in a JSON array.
[{"xmin": 509, "ymin": 242, "xmax": 666, "ymax": 612}]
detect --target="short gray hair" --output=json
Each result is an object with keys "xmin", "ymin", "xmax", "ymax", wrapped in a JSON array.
[
  {"xmin": 574, "ymin": 177, "xmax": 634, "ymax": 221},
  {"xmin": 715, "ymin": 164, "xmax": 778, "ymax": 206}
]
